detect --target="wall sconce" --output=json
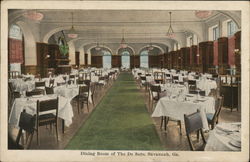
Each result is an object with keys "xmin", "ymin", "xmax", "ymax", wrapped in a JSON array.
[{"xmin": 234, "ymin": 49, "xmax": 241, "ymax": 55}]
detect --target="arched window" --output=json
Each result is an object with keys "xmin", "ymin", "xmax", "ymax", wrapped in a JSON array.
[
  {"xmin": 140, "ymin": 50, "xmax": 149, "ymax": 68},
  {"xmin": 102, "ymin": 51, "xmax": 112, "ymax": 69},
  {"xmin": 121, "ymin": 51, "xmax": 130, "ymax": 68},
  {"xmin": 9, "ymin": 24, "xmax": 23, "ymax": 40}
]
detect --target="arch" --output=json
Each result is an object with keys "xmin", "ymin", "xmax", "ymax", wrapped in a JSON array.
[
  {"xmin": 116, "ymin": 45, "xmax": 135, "ymax": 55},
  {"xmin": 16, "ymin": 21, "xmax": 37, "ymax": 65},
  {"xmin": 43, "ymin": 26, "xmax": 71, "ymax": 43},
  {"xmin": 87, "ymin": 44, "xmax": 113, "ymax": 55},
  {"xmin": 219, "ymin": 11, "xmax": 241, "ymax": 29},
  {"xmin": 138, "ymin": 44, "xmax": 165, "ymax": 55}
]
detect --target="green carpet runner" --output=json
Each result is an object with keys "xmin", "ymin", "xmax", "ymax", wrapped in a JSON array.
[{"xmin": 66, "ymin": 72, "xmax": 163, "ymax": 150}]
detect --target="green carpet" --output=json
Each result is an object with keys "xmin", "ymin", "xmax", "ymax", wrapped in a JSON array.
[{"xmin": 66, "ymin": 72, "xmax": 163, "ymax": 150}]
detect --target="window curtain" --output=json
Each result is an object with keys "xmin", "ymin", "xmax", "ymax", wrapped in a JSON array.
[
  {"xmin": 228, "ymin": 36, "xmax": 235, "ymax": 66},
  {"xmin": 213, "ymin": 40, "xmax": 218, "ymax": 66},
  {"xmin": 8, "ymin": 38, "xmax": 24, "ymax": 64}
]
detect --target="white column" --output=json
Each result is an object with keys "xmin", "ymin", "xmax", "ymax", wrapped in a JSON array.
[{"xmin": 68, "ymin": 42, "xmax": 75, "ymax": 65}]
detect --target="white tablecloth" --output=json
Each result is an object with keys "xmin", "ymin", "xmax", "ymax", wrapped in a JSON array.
[
  {"xmin": 10, "ymin": 79, "xmax": 35, "ymax": 92},
  {"xmin": 54, "ymin": 85, "xmax": 92, "ymax": 103},
  {"xmin": 197, "ymin": 79, "xmax": 217, "ymax": 95},
  {"xmin": 9, "ymin": 95, "xmax": 74, "ymax": 127},
  {"xmin": 152, "ymin": 95, "xmax": 215, "ymax": 130},
  {"xmin": 205, "ymin": 123, "xmax": 241, "ymax": 151}
]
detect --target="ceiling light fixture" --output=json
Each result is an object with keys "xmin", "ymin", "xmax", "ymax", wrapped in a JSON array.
[
  {"xmin": 23, "ymin": 10, "xmax": 44, "ymax": 21},
  {"xmin": 120, "ymin": 29, "xmax": 128, "ymax": 48},
  {"xmin": 95, "ymin": 42, "xmax": 101, "ymax": 51},
  {"xmin": 68, "ymin": 12, "xmax": 78, "ymax": 38},
  {"xmin": 166, "ymin": 12, "xmax": 175, "ymax": 38},
  {"xmin": 147, "ymin": 36, "xmax": 154, "ymax": 51},
  {"xmin": 195, "ymin": 11, "xmax": 213, "ymax": 19}
]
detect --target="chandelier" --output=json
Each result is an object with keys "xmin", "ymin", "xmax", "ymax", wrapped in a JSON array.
[
  {"xmin": 120, "ymin": 29, "xmax": 128, "ymax": 48},
  {"xmin": 95, "ymin": 42, "xmax": 101, "ymax": 51},
  {"xmin": 166, "ymin": 12, "xmax": 175, "ymax": 38},
  {"xmin": 195, "ymin": 11, "xmax": 213, "ymax": 19},
  {"xmin": 23, "ymin": 10, "xmax": 44, "ymax": 21},
  {"xmin": 147, "ymin": 36, "xmax": 154, "ymax": 51},
  {"xmin": 68, "ymin": 12, "xmax": 78, "ymax": 38}
]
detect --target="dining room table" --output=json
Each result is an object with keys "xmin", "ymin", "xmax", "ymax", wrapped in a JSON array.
[
  {"xmin": 9, "ymin": 94, "xmax": 74, "ymax": 133},
  {"xmin": 205, "ymin": 122, "xmax": 241, "ymax": 151},
  {"xmin": 152, "ymin": 92, "xmax": 215, "ymax": 131},
  {"xmin": 53, "ymin": 84, "xmax": 93, "ymax": 103}
]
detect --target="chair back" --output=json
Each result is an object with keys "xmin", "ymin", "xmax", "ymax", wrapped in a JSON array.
[
  {"xmin": 188, "ymin": 80, "xmax": 196, "ymax": 90},
  {"xmin": 150, "ymin": 84, "xmax": 161, "ymax": 93},
  {"xmin": 184, "ymin": 110, "xmax": 203, "ymax": 134},
  {"xmin": 69, "ymin": 74, "xmax": 75, "ymax": 79},
  {"xmin": 212, "ymin": 96, "xmax": 224, "ymax": 123},
  {"xmin": 77, "ymin": 79, "xmax": 84, "ymax": 84},
  {"xmin": 166, "ymin": 74, "xmax": 171, "ymax": 78},
  {"xmin": 184, "ymin": 110, "xmax": 206, "ymax": 151},
  {"xmin": 83, "ymin": 80, "xmax": 91, "ymax": 87},
  {"xmin": 49, "ymin": 79, "xmax": 54, "ymax": 87},
  {"xmin": 37, "ymin": 97, "xmax": 58, "ymax": 114},
  {"xmin": 173, "ymin": 75, "xmax": 179, "ymax": 81},
  {"xmin": 45, "ymin": 87, "xmax": 54, "ymax": 95},
  {"xmin": 35, "ymin": 81, "xmax": 45, "ymax": 88},
  {"xmin": 140, "ymin": 76, "xmax": 146, "ymax": 81},
  {"xmin": 79, "ymin": 86, "xmax": 89, "ymax": 96},
  {"xmin": 26, "ymin": 89, "xmax": 44, "ymax": 97},
  {"xmin": 199, "ymin": 90, "xmax": 206, "ymax": 96},
  {"xmin": 15, "ymin": 110, "xmax": 36, "ymax": 149},
  {"xmin": 19, "ymin": 110, "xmax": 36, "ymax": 133}
]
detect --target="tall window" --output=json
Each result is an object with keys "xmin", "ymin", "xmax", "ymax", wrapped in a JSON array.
[
  {"xmin": 227, "ymin": 20, "xmax": 237, "ymax": 36},
  {"xmin": 102, "ymin": 51, "xmax": 111, "ymax": 69},
  {"xmin": 213, "ymin": 26, "xmax": 219, "ymax": 41},
  {"xmin": 140, "ymin": 50, "xmax": 148, "ymax": 68},
  {"xmin": 121, "ymin": 51, "xmax": 130, "ymax": 68},
  {"xmin": 9, "ymin": 24, "xmax": 23, "ymax": 73}
]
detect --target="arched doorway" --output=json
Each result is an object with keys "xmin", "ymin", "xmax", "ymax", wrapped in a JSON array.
[
  {"xmin": 103, "ymin": 50, "xmax": 112, "ymax": 69},
  {"xmin": 121, "ymin": 51, "xmax": 130, "ymax": 69},
  {"xmin": 140, "ymin": 50, "xmax": 149, "ymax": 68}
]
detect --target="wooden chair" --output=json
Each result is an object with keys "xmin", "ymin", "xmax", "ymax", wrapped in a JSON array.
[
  {"xmin": 49, "ymin": 79, "xmax": 54, "ymax": 87},
  {"xmin": 45, "ymin": 87, "xmax": 54, "ymax": 95},
  {"xmin": 154, "ymin": 72, "xmax": 164, "ymax": 84},
  {"xmin": 76, "ymin": 86, "xmax": 90, "ymax": 113},
  {"xmin": 149, "ymin": 84, "xmax": 162, "ymax": 112},
  {"xmin": 69, "ymin": 74, "xmax": 75, "ymax": 84},
  {"xmin": 83, "ymin": 80, "xmax": 91, "ymax": 87},
  {"xmin": 172, "ymin": 75, "xmax": 179, "ymax": 84},
  {"xmin": 189, "ymin": 90, "xmax": 206, "ymax": 96},
  {"xmin": 206, "ymin": 96, "xmax": 224, "ymax": 129},
  {"xmin": 184, "ymin": 110, "xmax": 206, "ymax": 151},
  {"xmin": 15, "ymin": 109, "xmax": 36, "ymax": 149},
  {"xmin": 188, "ymin": 80, "xmax": 197, "ymax": 92},
  {"xmin": 76, "ymin": 79, "xmax": 84, "ymax": 85},
  {"xmin": 36, "ymin": 97, "xmax": 59, "ymax": 145},
  {"xmin": 26, "ymin": 89, "xmax": 44, "ymax": 97},
  {"xmin": 139, "ymin": 76, "xmax": 147, "ymax": 89},
  {"xmin": 35, "ymin": 81, "xmax": 46, "ymax": 88}
]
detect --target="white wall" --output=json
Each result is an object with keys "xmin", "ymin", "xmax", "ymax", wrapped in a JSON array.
[{"xmin": 68, "ymin": 41, "xmax": 75, "ymax": 65}]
